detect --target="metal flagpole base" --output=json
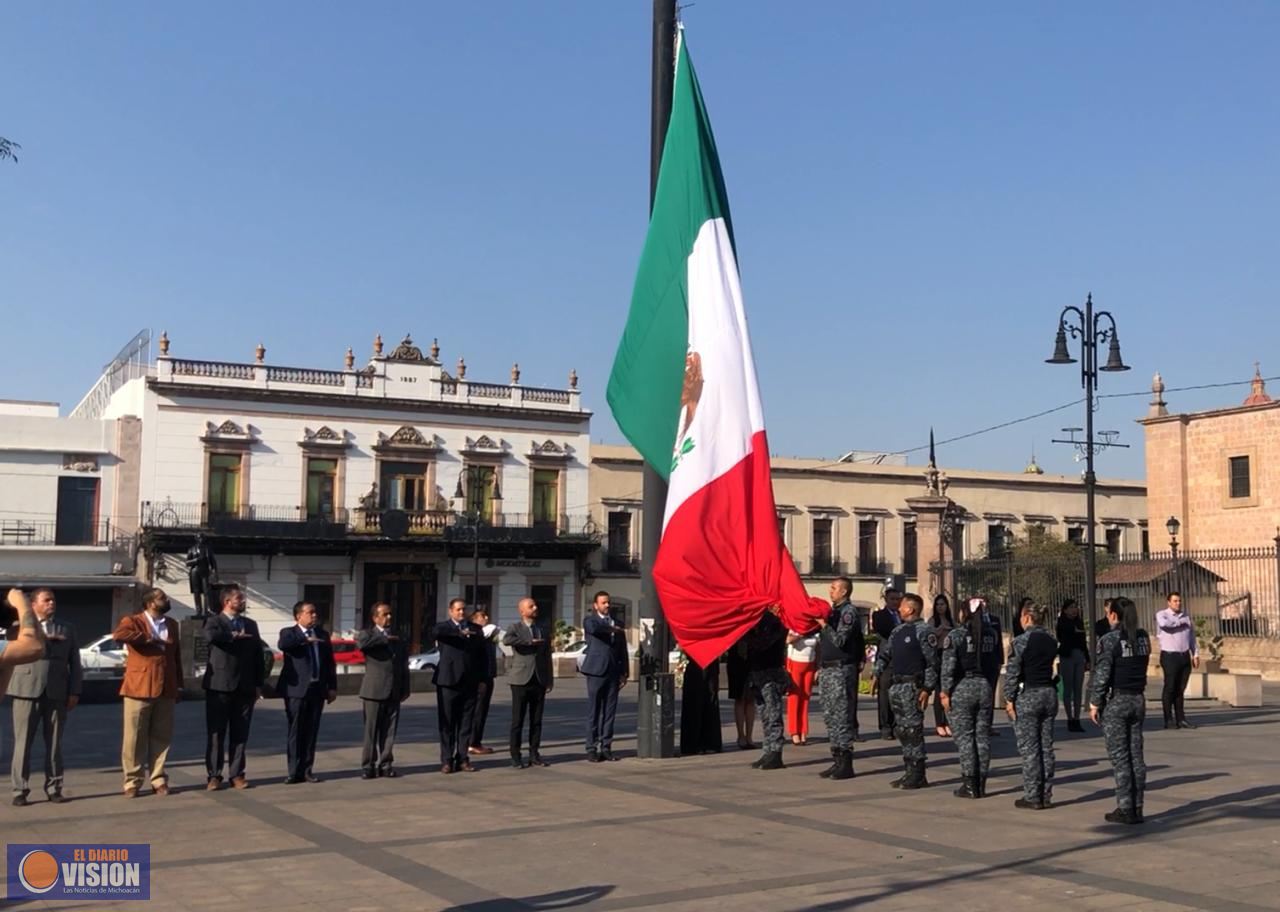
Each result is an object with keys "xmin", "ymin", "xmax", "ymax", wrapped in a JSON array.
[{"xmin": 636, "ymin": 672, "xmax": 675, "ymax": 758}]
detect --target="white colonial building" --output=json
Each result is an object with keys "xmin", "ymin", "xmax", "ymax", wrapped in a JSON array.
[{"xmin": 82, "ymin": 331, "xmax": 595, "ymax": 650}]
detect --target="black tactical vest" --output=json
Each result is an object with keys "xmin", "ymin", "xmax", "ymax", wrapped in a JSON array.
[
  {"xmin": 959, "ymin": 631, "xmax": 981, "ymax": 675},
  {"xmin": 1019, "ymin": 629, "xmax": 1057, "ymax": 688},
  {"xmin": 978, "ymin": 619, "xmax": 1001, "ymax": 679},
  {"xmin": 890, "ymin": 622, "xmax": 926, "ymax": 676},
  {"xmin": 1112, "ymin": 629, "xmax": 1152, "ymax": 692}
]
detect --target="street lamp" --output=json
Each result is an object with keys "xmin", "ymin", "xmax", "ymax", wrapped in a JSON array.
[
  {"xmin": 1167, "ymin": 515, "xmax": 1182, "ymax": 598},
  {"xmin": 452, "ymin": 475, "xmax": 487, "ymax": 616},
  {"xmin": 1046, "ymin": 293, "xmax": 1130, "ymax": 651}
]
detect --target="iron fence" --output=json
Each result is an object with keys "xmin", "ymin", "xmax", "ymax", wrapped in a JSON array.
[
  {"xmin": 930, "ymin": 542, "xmax": 1280, "ymax": 638},
  {"xmin": 0, "ymin": 518, "xmax": 117, "ymax": 547}
]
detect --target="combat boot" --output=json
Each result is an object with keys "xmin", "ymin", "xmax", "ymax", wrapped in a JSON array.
[
  {"xmin": 976, "ymin": 776, "xmax": 988, "ymax": 798},
  {"xmin": 889, "ymin": 763, "xmax": 909, "ymax": 788},
  {"xmin": 757, "ymin": 751, "xmax": 786, "ymax": 770},
  {"xmin": 900, "ymin": 761, "xmax": 928, "ymax": 790},
  {"xmin": 818, "ymin": 749, "xmax": 841, "ymax": 779},
  {"xmin": 1133, "ymin": 792, "xmax": 1145, "ymax": 824},
  {"xmin": 829, "ymin": 750, "xmax": 855, "ymax": 781},
  {"xmin": 1104, "ymin": 807, "xmax": 1135, "ymax": 825},
  {"xmin": 953, "ymin": 775, "xmax": 976, "ymax": 799}
]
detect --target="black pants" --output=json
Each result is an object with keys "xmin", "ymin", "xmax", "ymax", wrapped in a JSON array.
[
  {"xmin": 876, "ymin": 668, "xmax": 895, "ymax": 734},
  {"xmin": 437, "ymin": 684, "xmax": 477, "ymax": 766},
  {"xmin": 470, "ymin": 677, "xmax": 495, "ymax": 748},
  {"xmin": 284, "ymin": 688, "xmax": 324, "ymax": 779},
  {"xmin": 510, "ymin": 682, "xmax": 547, "ymax": 758},
  {"xmin": 1160, "ymin": 651, "xmax": 1193, "ymax": 724},
  {"xmin": 205, "ymin": 689, "xmax": 255, "ymax": 781},
  {"xmin": 361, "ymin": 698, "xmax": 401, "ymax": 772},
  {"xmin": 846, "ymin": 667, "xmax": 860, "ymax": 735}
]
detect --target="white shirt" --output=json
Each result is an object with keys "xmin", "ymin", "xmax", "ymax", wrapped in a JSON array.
[
  {"xmin": 146, "ymin": 613, "xmax": 168, "ymax": 641},
  {"xmin": 787, "ymin": 632, "xmax": 819, "ymax": 663}
]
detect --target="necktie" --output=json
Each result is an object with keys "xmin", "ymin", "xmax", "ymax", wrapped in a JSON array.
[
  {"xmin": 306, "ymin": 628, "xmax": 319, "ymax": 682},
  {"xmin": 232, "ymin": 617, "xmax": 243, "ymax": 634}
]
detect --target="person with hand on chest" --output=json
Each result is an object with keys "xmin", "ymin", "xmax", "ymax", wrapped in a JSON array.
[
  {"xmin": 114, "ymin": 587, "xmax": 182, "ymax": 798},
  {"xmin": 503, "ymin": 596, "xmax": 553, "ymax": 768},
  {"xmin": 9, "ymin": 588, "xmax": 81, "ymax": 806},
  {"xmin": 581, "ymin": 590, "xmax": 629, "ymax": 763},
  {"xmin": 432, "ymin": 598, "xmax": 484, "ymax": 774},
  {"xmin": 201, "ymin": 583, "xmax": 266, "ymax": 790},
  {"xmin": 277, "ymin": 602, "xmax": 338, "ymax": 784},
  {"xmin": 355, "ymin": 602, "xmax": 410, "ymax": 780}
]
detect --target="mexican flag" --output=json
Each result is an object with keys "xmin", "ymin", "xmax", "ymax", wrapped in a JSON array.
[{"xmin": 606, "ymin": 29, "xmax": 815, "ymax": 668}]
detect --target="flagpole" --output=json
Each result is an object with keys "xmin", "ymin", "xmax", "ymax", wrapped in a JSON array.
[{"xmin": 637, "ymin": 0, "xmax": 678, "ymax": 760}]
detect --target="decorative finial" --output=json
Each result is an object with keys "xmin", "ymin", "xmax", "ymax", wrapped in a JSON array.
[
  {"xmin": 923, "ymin": 428, "xmax": 944, "ymax": 496},
  {"xmin": 928, "ymin": 428, "xmax": 937, "ymax": 468},
  {"xmin": 511, "ymin": 363, "xmax": 520, "ymax": 385},
  {"xmin": 344, "ymin": 347, "xmax": 355, "ymax": 370},
  {"xmin": 374, "ymin": 334, "xmax": 384, "ymax": 357},
  {"xmin": 158, "ymin": 331, "xmax": 170, "ymax": 356},
  {"xmin": 1243, "ymin": 361, "xmax": 1272, "ymax": 407},
  {"xmin": 569, "ymin": 368, "xmax": 578, "ymax": 390},
  {"xmin": 430, "ymin": 338, "xmax": 440, "ymax": 360},
  {"xmin": 457, "ymin": 357, "xmax": 466, "ymax": 379},
  {"xmin": 255, "ymin": 343, "xmax": 266, "ymax": 364},
  {"xmin": 1149, "ymin": 371, "xmax": 1169, "ymax": 418}
]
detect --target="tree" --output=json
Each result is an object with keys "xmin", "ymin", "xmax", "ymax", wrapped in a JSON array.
[{"xmin": 0, "ymin": 137, "xmax": 18, "ymax": 163}]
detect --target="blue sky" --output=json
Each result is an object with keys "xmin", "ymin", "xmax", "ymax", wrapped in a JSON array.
[{"xmin": 2, "ymin": 2, "xmax": 1277, "ymax": 480}]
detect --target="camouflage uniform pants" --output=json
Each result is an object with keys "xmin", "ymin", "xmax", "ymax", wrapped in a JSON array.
[
  {"xmin": 817, "ymin": 666, "xmax": 851, "ymax": 750},
  {"xmin": 1013, "ymin": 686, "xmax": 1058, "ymax": 803},
  {"xmin": 1102, "ymin": 693, "xmax": 1147, "ymax": 810},
  {"xmin": 888, "ymin": 682, "xmax": 926, "ymax": 765},
  {"xmin": 749, "ymin": 669, "xmax": 788, "ymax": 754},
  {"xmin": 949, "ymin": 676, "xmax": 992, "ymax": 780}
]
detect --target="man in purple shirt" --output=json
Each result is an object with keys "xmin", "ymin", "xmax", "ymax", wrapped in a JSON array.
[{"xmin": 1155, "ymin": 592, "xmax": 1199, "ymax": 730}]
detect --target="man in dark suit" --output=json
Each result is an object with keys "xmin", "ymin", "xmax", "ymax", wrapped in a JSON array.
[
  {"xmin": 503, "ymin": 596, "xmax": 553, "ymax": 768},
  {"xmin": 467, "ymin": 606, "xmax": 500, "ymax": 757},
  {"xmin": 581, "ymin": 590, "xmax": 629, "ymax": 762},
  {"xmin": 277, "ymin": 601, "xmax": 337, "ymax": 784},
  {"xmin": 432, "ymin": 598, "xmax": 483, "ymax": 773},
  {"xmin": 355, "ymin": 602, "xmax": 410, "ymax": 779},
  {"xmin": 9, "ymin": 588, "xmax": 81, "ymax": 806},
  {"xmin": 201, "ymin": 583, "xmax": 265, "ymax": 790},
  {"xmin": 871, "ymin": 587, "xmax": 903, "ymax": 740}
]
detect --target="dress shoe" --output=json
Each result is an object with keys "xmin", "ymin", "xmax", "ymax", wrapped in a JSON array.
[
  {"xmin": 440, "ymin": 762, "xmax": 455, "ymax": 775},
  {"xmin": 361, "ymin": 770, "xmax": 377, "ymax": 780},
  {"xmin": 512, "ymin": 757, "xmax": 527, "ymax": 769},
  {"xmin": 1014, "ymin": 798, "xmax": 1041, "ymax": 810},
  {"xmin": 285, "ymin": 775, "xmax": 305, "ymax": 784},
  {"xmin": 587, "ymin": 751, "xmax": 602, "ymax": 763},
  {"xmin": 468, "ymin": 745, "xmax": 495, "ymax": 755},
  {"xmin": 881, "ymin": 731, "xmax": 895, "ymax": 742},
  {"xmin": 48, "ymin": 791, "xmax": 67, "ymax": 804},
  {"xmin": 12, "ymin": 794, "xmax": 28, "ymax": 807},
  {"xmin": 206, "ymin": 777, "xmax": 223, "ymax": 791},
  {"xmin": 304, "ymin": 774, "xmax": 321, "ymax": 783},
  {"xmin": 529, "ymin": 755, "xmax": 550, "ymax": 767},
  {"xmin": 1177, "ymin": 720, "xmax": 1197, "ymax": 730},
  {"xmin": 380, "ymin": 768, "xmax": 398, "ymax": 779},
  {"xmin": 601, "ymin": 750, "xmax": 620, "ymax": 762},
  {"xmin": 459, "ymin": 761, "xmax": 476, "ymax": 772},
  {"xmin": 231, "ymin": 777, "xmax": 250, "ymax": 790}
]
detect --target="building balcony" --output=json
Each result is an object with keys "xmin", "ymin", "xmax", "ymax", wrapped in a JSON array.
[
  {"xmin": 1, "ymin": 518, "xmax": 115, "ymax": 548},
  {"xmin": 140, "ymin": 501, "xmax": 597, "ymax": 545},
  {"xmin": 603, "ymin": 552, "xmax": 640, "ymax": 574}
]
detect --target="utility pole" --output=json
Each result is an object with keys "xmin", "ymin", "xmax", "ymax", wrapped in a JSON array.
[{"xmin": 637, "ymin": 0, "xmax": 678, "ymax": 759}]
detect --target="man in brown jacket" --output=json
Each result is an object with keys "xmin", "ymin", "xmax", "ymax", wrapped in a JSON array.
[{"xmin": 113, "ymin": 587, "xmax": 182, "ymax": 798}]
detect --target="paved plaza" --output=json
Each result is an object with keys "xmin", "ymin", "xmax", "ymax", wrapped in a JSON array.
[{"xmin": 1, "ymin": 680, "xmax": 1278, "ymax": 912}]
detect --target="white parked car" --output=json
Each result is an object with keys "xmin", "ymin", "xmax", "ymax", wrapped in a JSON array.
[
  {"xmin": 407, "ymin": 649, "xmax": 440, "ymax": 674},
  {"xmin": 555, "ymin": 639, "xmax": 672, "ymax": 671},
  {"xmin": 79, "ymin": 635, "xmax": 126, "ymax": 679}
]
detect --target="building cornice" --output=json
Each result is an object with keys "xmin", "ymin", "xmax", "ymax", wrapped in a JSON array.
[
  {"xmin": 1137, "ymin": 399, "xmax": 1280, "ymax": 426},
  {"xmin": 147, "ymin": 379, "xmax": 592, "ymax": 425}
]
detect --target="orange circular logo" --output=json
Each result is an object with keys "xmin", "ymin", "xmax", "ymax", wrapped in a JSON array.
[{"xmin": 18, "ymin": 850, "xmax": 59, "ymax": 893}]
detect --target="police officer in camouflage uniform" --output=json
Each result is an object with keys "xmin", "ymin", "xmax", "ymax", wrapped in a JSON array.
[
  {"xmin": 814, "ymin": 577, "xmax": 863, "ymax": 780},
  {"xmin": 939, "ymin": 597, "xmax": 995, "ymax": 799},
  {"xmin": 1090, "ymin": 596, "xmax": 1151, "ymax": 826},
  {"xmin": 745, "ymin": 607, "xmax": 789, "ymax": 770},
  {"xmin": 1003, "ymin": 601, "xmax": 1059, "ymax": 810},
  {"xmin": 872, "ymin": 593, "xmax": 939, "ymax": 789}
]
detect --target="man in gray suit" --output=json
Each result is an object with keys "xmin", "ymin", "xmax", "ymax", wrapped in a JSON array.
[
  {"xmin": 503, "ymin": 596, "xmax": 553, "ymax": 769},
  {"xmin": 355, "ymin": 602, "xmax": 410, "ymax": 779},
  {"xmin": 9, "ymin": 588, "xmax": 81, "ymax": 806}
]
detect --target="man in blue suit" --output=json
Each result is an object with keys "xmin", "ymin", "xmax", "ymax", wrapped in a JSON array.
[
  {"xmin": 277, "ymin": 602, "xmax": 337, "ymax": 784},
  {"xmin": 431, "ymin": 598, "xmax": 483, "ymax": 774},
  {"xmin": 581, "ymin": 590, "xmax": 629, "ymax": 762}
]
